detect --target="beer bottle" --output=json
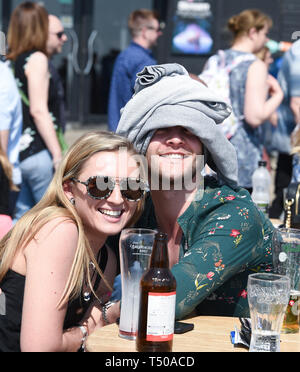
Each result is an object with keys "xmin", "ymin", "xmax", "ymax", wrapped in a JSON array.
[{"xmin": 136, "ymin": 232, "xmax": 177, "ymax": 352}]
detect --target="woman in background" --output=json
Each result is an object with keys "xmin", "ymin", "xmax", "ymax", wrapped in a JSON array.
[
  {"xmin": 225, "ymin": 9, "xmax": 283, "ymax": 193},
  {"xmin": 6, "ymin": 2, "xmax": 63, "ymax": 220}
]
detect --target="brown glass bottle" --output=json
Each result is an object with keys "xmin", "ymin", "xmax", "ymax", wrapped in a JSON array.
[{"xmin": 136, "ymin": 232, "xmax": 177, "ymax": 352}]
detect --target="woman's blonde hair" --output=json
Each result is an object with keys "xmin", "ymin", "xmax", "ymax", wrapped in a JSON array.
[
  {"xmin": 6, "ymin": 1, "xmax": 49, "ymax": 61},
  {"xmin": 227, "ymin": 9, "xmax": 273, "ymax": 43},
  {"xmin": 0, "ymin": 131, "xmax": 146, "ymax": 307},
  {"xmin": 0, "ymin": 147, "xmax": 18, "ymax": 192}
]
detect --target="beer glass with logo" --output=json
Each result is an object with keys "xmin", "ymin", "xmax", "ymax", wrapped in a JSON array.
[
  {"xmin": 273, "ymin": 228, "xmax": 300, "ymax": 333},
  {"xmin": 119, "ymin": 228, "xmax": 157, "ymax": 340},
  {"xmin": 247, "ymin": 273, "xmax": 290, "ymax": 352}
]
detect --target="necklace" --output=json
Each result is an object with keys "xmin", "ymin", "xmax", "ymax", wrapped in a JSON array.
[{"xmin": 83, "ymin": 248, "xmax": 102, "ymax": 303}]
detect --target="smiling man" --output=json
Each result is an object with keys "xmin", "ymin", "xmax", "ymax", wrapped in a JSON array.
[
  {"xmin": 116, "ymin": 63, "xmax": 275, "ymax": 319},
  {"xmin": 146, "ymin": 126, "xmax": 203, "ymax": 193}
]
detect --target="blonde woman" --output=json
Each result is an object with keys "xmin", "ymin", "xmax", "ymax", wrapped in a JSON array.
[{"xmin": 0, "ymin": 131, "xmax": 147, "ymax": 352}]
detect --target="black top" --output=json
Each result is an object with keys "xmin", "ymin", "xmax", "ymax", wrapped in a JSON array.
[
  {"xmin": 13, "ymin": 51, "xmax": 62, "ymax": 162},
  {"xmin": 0, "ymin": 162, "xmax": 10, "ymax": 216},
  {"xmin": 0, "ymin": 246, "xmax": 108, "ymax": 352},
  {"xmin": 49, "ymin": 61, "xmax": 66, "ymax": 133}
]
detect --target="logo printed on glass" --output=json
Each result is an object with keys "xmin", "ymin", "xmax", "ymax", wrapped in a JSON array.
[
  {"xmin": 0, "ymin": 32, "xmax": 6, "ymax": 55},
  {"xmin": 249, "ymin": 284, "xmax": 289, "ymax": 304},
  {"xmin": 130, "ymin": 240, "xmax": 153, "ymax": 256}
]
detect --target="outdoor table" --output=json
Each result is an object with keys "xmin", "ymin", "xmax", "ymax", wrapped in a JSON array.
[
  {"xmin": 87, "ymin": 219, "xmax": 293, "ymax": 353},
  {"xmin": 86, "ymin": 316, "xmax": 300, "ymax": 352}
]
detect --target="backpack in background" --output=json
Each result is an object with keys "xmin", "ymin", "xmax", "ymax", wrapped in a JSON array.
[{"xmin": 199, "ymin": 50, "xmax": 255, "ymax": 139}]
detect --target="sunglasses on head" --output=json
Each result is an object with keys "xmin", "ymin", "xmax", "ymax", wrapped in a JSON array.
[{"xmin": 71, "ymin": 176, "xmax": 148, "ymax": 202}]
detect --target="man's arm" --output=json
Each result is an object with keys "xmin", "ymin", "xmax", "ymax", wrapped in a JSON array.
[
  {"xmin": 0, "ymin": 68, "xmax": 13, "ymax": 154},
  {"xmin": 171, "ymin": 192, "xmax": 273, "ymax": 320}
]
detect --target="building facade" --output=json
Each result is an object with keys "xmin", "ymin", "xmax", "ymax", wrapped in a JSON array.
[{"xmin": 1, "ymin": 0, "xmax": 300, "ymax": 126}]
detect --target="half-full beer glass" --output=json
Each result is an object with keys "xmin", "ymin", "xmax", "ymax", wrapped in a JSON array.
[
  {"xmin": 119, "ymin": 228, "xmax": 157, "ymax": 340},
  {"xmin": 273, "ymin": 228, "xmax": 300, "ymax": 333}
]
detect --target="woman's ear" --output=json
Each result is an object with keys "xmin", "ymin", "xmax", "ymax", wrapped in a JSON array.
[
  {"xmin": 63, "ymin": 179, "xmax": 74, "ymax": 201},
  {"xmin": 248, "ymin": 27, "xmax": 257, "ymax": 41}
]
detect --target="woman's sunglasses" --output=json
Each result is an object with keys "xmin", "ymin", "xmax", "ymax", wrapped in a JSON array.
[
  {"xmin": 71, "ymin": 176, "xmax": 149, "ymax": 202},
  {"xmin": 51, "ymin": 31, "xmax": 65, "ymax": 39}
]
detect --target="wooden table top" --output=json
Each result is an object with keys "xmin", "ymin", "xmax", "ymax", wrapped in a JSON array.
[{"xmin": 86, "ymin": 316, "xmax": 300, "ymax": 352}]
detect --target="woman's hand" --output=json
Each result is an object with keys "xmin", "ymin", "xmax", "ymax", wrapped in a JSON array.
[
  {"xmin": 269, "ymin": 111, "xmax": 278, "ymax": 127},
  {"xmin": 95, "ymin": 301, "xmax": 121, "ymax": 330},
  {"xmin": 53, "ymin": 157, "xmax": 62, "ymax": 171},
  {"xmin": 267, "ymin": 74, "xmax": 283, "ymax": 99}
]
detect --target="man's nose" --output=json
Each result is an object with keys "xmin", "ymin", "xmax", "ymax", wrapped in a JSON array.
[
  {"xmin": 166, "ymin": 136, "xmax": 184, "ymax": 146},
  {"xmin": 165, "ymin": 129, "xmax": 185, "ymax": 145}
]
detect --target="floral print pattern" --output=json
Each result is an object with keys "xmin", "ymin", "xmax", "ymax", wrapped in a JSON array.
[{"xmin": 136, "ymin": 177, "xmax": 274, "ymax": 319}]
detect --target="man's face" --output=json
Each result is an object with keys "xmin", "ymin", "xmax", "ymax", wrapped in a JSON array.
[
  {"xmin": 146, "ymin": 126, "xmax": 204, "ymax": 191},
  {"xmin": 47, "ymin": 15, "xmax": 68, "ymax": 56},
  {"xmin": 144, "ymin": 18, "xmax": 162, "ymax": 48}
]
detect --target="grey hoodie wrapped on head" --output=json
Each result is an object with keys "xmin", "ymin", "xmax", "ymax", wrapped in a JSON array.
[{"xmin": 116, "ymin": 63, "xmax": 238, "ymax": 188}]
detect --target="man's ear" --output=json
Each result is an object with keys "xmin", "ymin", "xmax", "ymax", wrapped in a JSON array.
[{"xmin": 63, "ymin": 179, "xmax": 74, "ymax": 201}]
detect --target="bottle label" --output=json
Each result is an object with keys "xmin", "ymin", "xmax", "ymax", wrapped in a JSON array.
[
  {"xmin": 146, "ymin": 291, "xmax": 176, "ymax": 342},
  {"xmin": 255, "ymin": 202, "xmax": 269, "ymax": 216}
]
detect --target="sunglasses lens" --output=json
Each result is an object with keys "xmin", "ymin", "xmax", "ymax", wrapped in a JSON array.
[
  {"xmin": 120, "ymin": 178, "xmax": 146, "ymax": 201},
  {"xmin": 85, "ymin": 176, "xmax": 146, "ymax": 201},
  {"xmin": 87, "ymin": 176, "xmax": 113, "ymax": 199}
]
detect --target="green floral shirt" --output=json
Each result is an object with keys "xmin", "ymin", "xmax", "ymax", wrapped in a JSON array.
[{"xmin": 136, "ymin": 177, "xmax": 274, "ymax": 319}]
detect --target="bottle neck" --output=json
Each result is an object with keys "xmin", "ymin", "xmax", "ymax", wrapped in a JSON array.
[{"xmin": 150, "ymin": 240, "xmax": 170, "ymax": 269}]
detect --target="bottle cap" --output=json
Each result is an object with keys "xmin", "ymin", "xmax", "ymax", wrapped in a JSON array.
[{"xmin": 258, "ymin": 160, "xmax": 267, "ymax": 167}]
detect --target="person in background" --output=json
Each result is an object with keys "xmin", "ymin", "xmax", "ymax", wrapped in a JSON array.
[
  {"xmin": 291, "ymin": 129, "xmax": 300, "ymax": 183},
  {"xmin": 108, "ymin": 9, "xmax": 162, "ymax": 132},
  {"xmin": 0, "ymin": 59, "xmax": 23, "ymax": 217},
  {"xmin": 255, "ymin": 45, "xmax": 277, "ymax": 130},
  {"xmin": 255, "ymin": 45, "xmax": 273, "ymax": 67},
  {"xmin": 6, "ymin": 2, "xmax": 62, "ymax": 221},
  {"xmin": 255, "ymin": 46, "xmax": 277, "ymax": 171},
  {"xmin": 116, "ymin": 63, "xmax": 274, "ymax": 320},
  {"xmin": 0, "ymin": 146, "xmax": 19, "ymax": 239},
  {"xmin": 0, "ymin": 131, "xmax": 147, "ymax": 352},
  {"xmin": 268, "ymin": 38, "xmax": 300, "ymax": 218},
  {"xmin": 47, "ymin": 14, "xmax": 68, "ymax": 135},
  {"xmin": 219, "ymin": 9, "xmax": 283, "ymax": 193}
]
